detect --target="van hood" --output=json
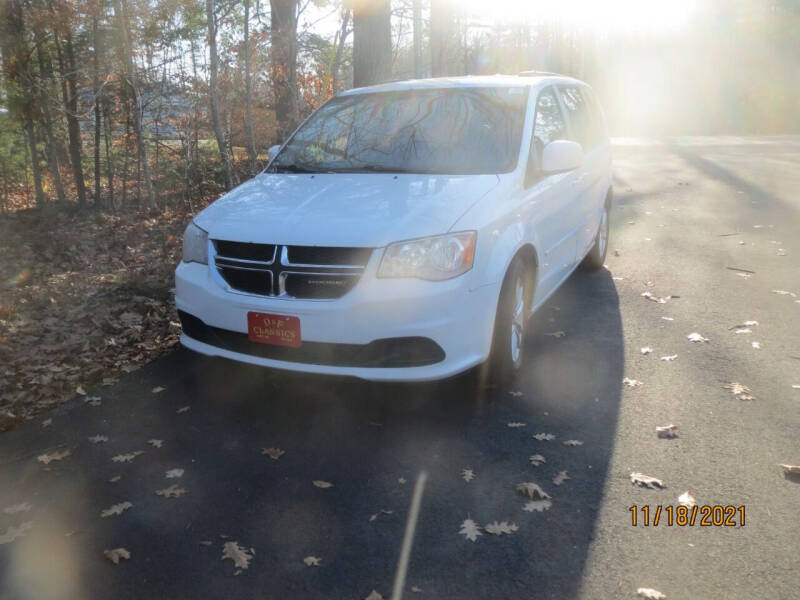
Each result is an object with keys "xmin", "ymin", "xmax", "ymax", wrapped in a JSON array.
[{"xmin": 193, "ymin": 173, "xmax": 500, "ymax": 248}]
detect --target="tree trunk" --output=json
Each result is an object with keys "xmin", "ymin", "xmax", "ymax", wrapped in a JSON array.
[
  {"xmin": 23, "ymin": 120, "xmax": 46, "ymax": 208},
  {"xmin": 93, "ymin": 15, "xmax": 102, "ymax": 207},
  {"xmin": 413, "ymin": 0, "xmax": 422, "ymax": 78},
  {"xmin": 332, "ymin": 8, "xmax": 351, "ymax": 93},
  {"xmin": 53, "ymin": 29, "xmax": 88, "ymax": 206},
  {"xmin": 206, "ymin": 0, "xmax": 234, "ymax": 189},
  {"xmin": 33, "ymin": 32, "xmax": 67, "ymax": 204},
  {"xmin": 113, "ymin": 0, "xmax": 156, "ymax": 208},
  {"xmin": 269, "ymin": 0, "xmax": 300, "ymax": 143},
  {"xmin": 243, "ymin": 0, "xmax": 258, "ymax": 175},
  {"xmin": 351, "ymin": 0, "xmax": 391, "ymax": 88},
  {"xmin": 430, "ymin": 0, "xmax": 457, "ymax": 77}
]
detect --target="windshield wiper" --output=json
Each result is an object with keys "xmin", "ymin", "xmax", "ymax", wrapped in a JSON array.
[
  {"xmin": 270, "ymin": 163, "xmax": 318, "ymax": 173},
  {"xmin": 331, "ymin": 165, "xmax": 422, "ymax": 174}
]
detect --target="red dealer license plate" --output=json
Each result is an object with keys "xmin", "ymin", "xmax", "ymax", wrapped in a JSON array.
[{"xmin": 247, "ymin": 312, "xmax": 302, "ymax": 348}]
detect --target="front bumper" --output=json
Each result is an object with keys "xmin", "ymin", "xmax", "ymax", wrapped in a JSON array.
[{"xmin": 174, "ymin": 261, "xmax": 501, "ymax": 381}]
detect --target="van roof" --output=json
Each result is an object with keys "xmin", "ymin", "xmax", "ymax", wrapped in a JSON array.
[{"xmin": 340, "ymin": 74, "xmax": 585, "ymax": 96}]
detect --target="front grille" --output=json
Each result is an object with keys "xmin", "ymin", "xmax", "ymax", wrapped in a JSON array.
[
  {"xmin": 212, "ymin": 241, "xmax": 371, "ymax": 300},
  {"xmin": 179, "ymin": 311, "xmax": 445, "ymax": 368}
]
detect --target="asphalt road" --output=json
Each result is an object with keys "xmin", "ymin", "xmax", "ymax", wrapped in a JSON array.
[{"xmin": 1, "ymin": 136, "xmax": 799, "ymax": 600}]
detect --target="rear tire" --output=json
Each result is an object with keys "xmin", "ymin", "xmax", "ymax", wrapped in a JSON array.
[
  {"xmin": 489, "ymin": 258, "xmax": 531, "ymax": 387},
  {"xmin": 581, "ymin": 202, "xmax": 610, "ymax": 271}
]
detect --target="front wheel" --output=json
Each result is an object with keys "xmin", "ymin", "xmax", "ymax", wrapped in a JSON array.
[
  {"xmin": 581, "ymin": 203, "xmax": 610, "ymax": 271},
  {"xmin": 489, "ymin": 258, "xmax": 531, "ymax": 387}
]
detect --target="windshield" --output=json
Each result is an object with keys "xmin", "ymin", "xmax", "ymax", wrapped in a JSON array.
[{"xmin": 269, "ymin": 87, "xmax": 529, "ymax": 175}]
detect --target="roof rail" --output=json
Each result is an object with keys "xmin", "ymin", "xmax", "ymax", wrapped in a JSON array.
[{"xmin": 517, "ymin": 70, "xmax": 561, "ymax": 77}]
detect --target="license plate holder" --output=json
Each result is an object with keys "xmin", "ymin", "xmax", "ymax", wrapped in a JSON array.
[{"xmin": 247, "ymin": 312, "xmax": 301, "ymax": 348}]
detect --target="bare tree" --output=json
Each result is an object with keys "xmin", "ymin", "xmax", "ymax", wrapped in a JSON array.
[
  {"xmin": 206, "ymin": 0, "xmax": 235, "ymax": 189},
  {"xmin": 243, "ymin": 0, "xmax": 258, "ymax": 174},
  {"xmin": 270, "ymin": 0, "xmax": 300, "ymax": 143},
  {"xmin": 351, "ymin": 0, "xmax": 391, "ymax": 88},
  {"xmin": 332, "ymin": 8, "xmax": 352, "ymax": 93}
]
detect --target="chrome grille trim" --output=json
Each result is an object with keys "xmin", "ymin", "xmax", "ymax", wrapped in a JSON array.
[{"xmin": 211, "ymin": 240, "xmax": 371, "ymax": 300}]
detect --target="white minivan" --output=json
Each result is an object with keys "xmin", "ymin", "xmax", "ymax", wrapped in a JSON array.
[{"xmin": 175, "ymin": 74, "xmax": 612, "ymax": 384}]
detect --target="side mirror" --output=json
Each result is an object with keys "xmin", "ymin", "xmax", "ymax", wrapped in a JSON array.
[
  {"xmin": 540, "ymin": 140, "xmax": 583, "ymax": 174},
  {"xmin": 268, "ymin": 144, "xmax": 281, "ymax": 160}
]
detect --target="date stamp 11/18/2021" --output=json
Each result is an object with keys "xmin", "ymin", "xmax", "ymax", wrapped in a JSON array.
[{"xmin": 629, "ymin": 504, "xmax": 746, "ymax": 527}]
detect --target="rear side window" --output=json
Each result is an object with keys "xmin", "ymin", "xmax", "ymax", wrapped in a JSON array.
[
  {"xmin": 559, "ymin": 86, "xmax": 595, "ymax": 150},
  {"xmin": 530, "ymin": 87, "xmax": 567, "ymax": 168},
  {"xmin": 582, "ymin": 88, "xmax": 608, "ymax": 147}
]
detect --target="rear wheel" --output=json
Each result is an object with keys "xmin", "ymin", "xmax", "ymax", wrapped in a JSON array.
[
  {"xmin": 489, "ymin": 258, "xmax": 531, "ymax": 387},
  {"xmin": 581, "ymin": 202, "xmax": 610, "ymax": 271}
]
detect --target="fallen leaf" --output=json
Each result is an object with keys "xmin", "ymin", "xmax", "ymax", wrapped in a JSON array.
[
  {"xmin": 76, "ymin": 385, "xmax": 86, "ymax": 395},
  {"xmin": 641, "ymin": 292, "xmax": 674, "ymax": 304},
  {"xmin": 533, "ymin": 433, "xmax": 555, "ymax": 441},
  {"xmin": 687, "ymin": 332, "xmax": 709, "ymax": 343},
  {"xmin": 640, "ymin": 347, "xmax": 653, "ymax": 355},
  {"xmin": 109, "ymin": 475, "xmax": 121, "ymax": 483},
  {"xmin": 176, "ymin": 406, "xmax": 190, "ymax": 414},
  {"xmin": 85, "ymin": 396, "xmax": 102, "ymax": 406},
  {"xmin": 398, "ymin": 477, "xmax": 407, "ymax": 484},
  {"xmin": 3, "ymin": 502, "xmax": 32, "ymax": 515},
  {"xmin": 656, "ymin": 424, "xmax": 678, "ymax": 438},
  {"xmin": 660, "ymin": 354, "xmax": 678, "ymax": 361},
  {"xmin": 751, "ymin": 341, "xmax": 761, "ymax": 349},
  {"xmin": 637, "ymin": 587, "xmax": 667, "ymax": 599},
  {"xmin": 200, "ymin": 541, "xmax": 213, "ymax": 546},
  {"xmin": 262, "ymin": 447, "xmax": 285, "ymax": 460},
  {"xmin": 369, "ymin": 509, "xmax": 394, "ymax": 521},
  {"xmin": 544, "ymin": 331, "xmax": 566, "ymax": 338},
  {"xmin": 516, "ymin": 482, "xmax": 551, "ymax": 500},
  {"xmin": 678, "ymin": 491, "xmax": 697, "ymax": 508},
  {"xmin": 462, "ymin": 468, "xmax": 475, "ymax": 482},
  {"xmin": 507, "ymin": 422, "xmax": 526, "ymax": 428},
  {"xmin": 101, "ymin": 502, "xmax": 132, "ymax": 518},
  {"xmin": 88, "ymin": 435, "xmax": 108, "ymax": 443},
  {"xmin": 151, "ymin": 386, "xmax": 166, "ymax": 394},
  {"xmin": 723, "ymin": 382, "xmax": 756, "ymax": 401},
  {"xmin": 779, "ymin": 464, "xmax": 800, "ymax": 476},
  {"xmin": 364, "ymin": 591, "xmax": 384, "ymax": 600},
  {"xmin": 0, "ymin": 522, "xmax": 33, "ymax": 545},
  {"xmin": 313, "ymin": 480, "xmax": 333, "ymax": 489},
  {"xmin": 155, "ymin": 484, "xmax": 186, "ymax": 498},
  {"xmin": 562, "ymin": 440, "xmax": 583, "ymax": 447},
  {"xmin": 731, "ymin": 320, "xmax": 759, "ymax": 329},
  {"xmin": 553, "ymin": 471, "xmax": 570, "ymax": 486},
  {"xmin": 772, "ymin": 289, "xmax": 796, "ymax": 297},
  {"xmin": 165, "ymin": 468, "xmax": 184, "ymax": 479},
  {"xmin": 148, "ymin": 439, "xmax": 163, "ymax": 448},
  {"xmin": 508, "ymin": 391, "xmax": 523, "ymax": 397},
  {"xmin": 484, "ymin": 521, "xmax": 519, "ymax": 535},
  {"xmin": 42, "ymin": 418, "xmax": 52, "ymax": 428},
  {"xmin": 112, "ymin": 451, "xmax": 144, "ymax": 463},
  {"xmin": 222, "ymin": 541, "xmax": 253, "ymax": 570},
  {"xmin": 630, "ymin": 472, "xmax": 666, "ymax": 489},
  {"xmin": 522, "ymin": 499, "xmax": 552, "ymax": 512},
  {"xmin": 411, "ymin": 586, "xmax": 423, "ymax": 593},
  {"xmin": 661, "ymin": 316, "xmax": 674, "ymax": 321},
  {"xmin": 623, "ymin": 377, "xmax": 643, "ymax": 387},
  {"xmin": 459, "ymin": 518, "xmax": 482, "ymax": 541},
  {"xmin": 37, "ymin": 449, "xmax": 71, "ymax": 464},
  {"xmin": 104, "ymin": 548, "xmax": 131, "ymax": 564},
  {"xmin": 303, "ymin": 556, "xmax": 321, "ymax": 567},
  {"xmin": 734, "ymin": 328, "xmax": 752, "ymax": 334},
  {"xmin": 529, "ymin": 454, "xmax": 546, "ymax": 467}
]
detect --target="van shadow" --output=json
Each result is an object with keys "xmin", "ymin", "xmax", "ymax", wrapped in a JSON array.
[
  {"xmin": 0, "ymin": 268, "xmax": 622, "ymax": 600},
  {"xmin": 160, "ymin": 267, "xmax": 624, "ymax": 599}
]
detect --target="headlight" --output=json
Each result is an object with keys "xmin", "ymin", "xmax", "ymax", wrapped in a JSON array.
[
  {"xmin": 182, "ymin": 222, "xmax": 208, "ymax": 264},
  {"xmin": 378, "ymin": 231, "xmax": 476, "ymax": 280}
]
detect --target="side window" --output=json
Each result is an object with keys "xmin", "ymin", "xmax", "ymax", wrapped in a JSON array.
[
  {"xmin": 527, "ymin": 87, "xmax": 567, "ymax": 183},
  {"xmin": 559, "ymin": 86, "xmax": 594, "ymax": 150},
  {"xmin": 582, "ymin": 88, "xmax": 608, "ymax": 147}
]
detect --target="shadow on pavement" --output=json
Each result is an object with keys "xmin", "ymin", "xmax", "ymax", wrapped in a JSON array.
[{"xmin": 0, "ymin": 269, "xmax": 623, "ymax": 600}]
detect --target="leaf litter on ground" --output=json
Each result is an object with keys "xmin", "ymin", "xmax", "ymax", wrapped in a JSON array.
[
  {"xmin": 484, "ymin": 521, "xmax": 518, "ymax": 535},
  {"xmin": 656, "ymin": 424, "xmax": 678, "ymax": 438},
  {"xmin": 37, "ymin": 449, "xmax": 71, "ymax": 464},
  {"xmin": 104, "ymin": 548, "xmax": 131, "ymax": 564},
  {"xmin": 459, "ymin": 518, "xmax": 482, "ymax": 541},
  {"xmin": 221, "ymin": 541, "xmax": 253, "ymax": 571},
  {"xmin": 630, "ymin": 472, "xmax": 666, "ymax": 489}
]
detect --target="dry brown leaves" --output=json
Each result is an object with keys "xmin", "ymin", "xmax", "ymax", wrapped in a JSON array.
[
  {"xmin": 630, "ymin": 472, "xmax": 666, "ymax": 489},
  {"xmin": 221, "ymin": 541, "xmax": 253, "ymax": 570},
  {"xmin": 312, "ymin": 480, "xmax": 333, "ymax": 489},
  {"xmin": 262, "ymin": 447, "xmax": 285, "ymax": 460},
  {"xmin": 484, "ymin": 521, "xmax": 518, "ymax": 535},
  {"xmin": 459, "ymin": 518, "xmax": 482, "ymax": 541},
  {"xmin": 656, "ymin": 424, "xmax": 678, "ymax": 438},
  {"xmin": 101, "ymin": 501, "xmax": 132, "ymax": 518},
  {"xmin": 303, "ymin": 556, "xmax": 321, "ymax": 566},
  {"xmin": 462, "ymin": 468, "xmax": 475, "ymax": 482},
  {"xmin": 723, "ymin": 382, "xmax": 756, "ymax": 401},
  {"xmin": 637, "ymin": 588, "xmax": 667, "ymax": 599},
  {"xmin": 155, "ymin": 485, "xmax": 186, "ymax": 498},
  {"xmin": 37, "ymin": 449, "xmax": 71, "ymax": 464},
  {"xmin": 104, "ymin": 548, "xmax": 131, "ymax": 564},
  {"xmin": 0, "ymin": 522, "xmax": 33, "ymax": 545},
  {"xmin": 0, "ymin": 210, "xmax": 186, "ymax": 429}
]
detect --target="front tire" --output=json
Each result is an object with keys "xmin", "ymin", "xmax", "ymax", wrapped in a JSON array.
[
  {"xmin": 581, "ymin": 202, "xmax": 610, "ymax": 271},
  {"xmin": 489, "ymin": 258, "xmax": 531, "ymax": 387}
]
